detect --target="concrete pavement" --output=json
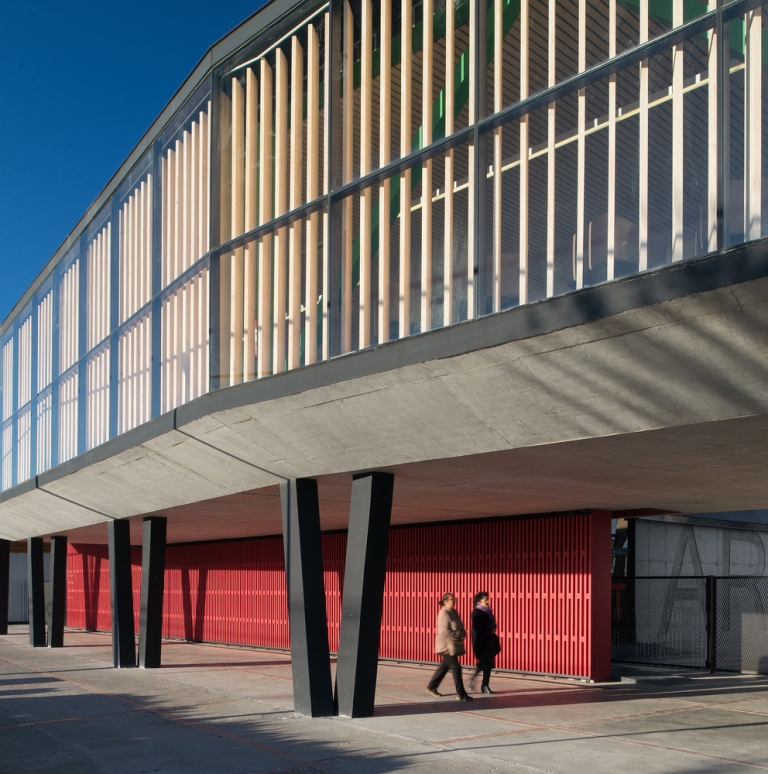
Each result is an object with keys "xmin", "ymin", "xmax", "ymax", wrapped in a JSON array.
[{"xmin": 1, "ymin": 626, "xmax": 767, "ymax": 773}]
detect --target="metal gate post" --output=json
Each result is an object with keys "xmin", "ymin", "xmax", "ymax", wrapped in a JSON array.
[
  {"xmin": 0, "ymin": 539, "xmax": 9, "ymax": 635},
  {"xmin": 706, "ymin": 575, "xmax": 716, "ymax": 673}
]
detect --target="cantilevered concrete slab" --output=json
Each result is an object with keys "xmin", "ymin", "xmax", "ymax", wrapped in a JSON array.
[{"xmin": 2, "ymin": 243, "xmax": 768, "ymax": 543}]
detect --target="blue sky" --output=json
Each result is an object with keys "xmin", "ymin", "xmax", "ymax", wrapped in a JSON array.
[{"xmin": 0, "ymin": 0, "xmax": 267, "ymax": 324}]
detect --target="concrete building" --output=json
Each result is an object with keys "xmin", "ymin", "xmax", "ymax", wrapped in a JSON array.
[{"xmin": 2, "ymin": 0, "xmax": 768, "ymax": 715}]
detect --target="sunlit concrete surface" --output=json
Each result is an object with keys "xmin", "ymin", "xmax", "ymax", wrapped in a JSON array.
[
  {"xmin": 5, "ymin": 271, "xmax": 768, "ymax": 544},
  {"xmin": 2, "ymin": 629, "xmax": 768, "ymax": 773}
]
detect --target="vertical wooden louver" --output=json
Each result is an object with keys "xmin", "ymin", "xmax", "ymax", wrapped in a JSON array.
[
  {"xmin": 59, "ymin": 257, "xmax": 80, "ymax": 374},
  {"xmin": 36, "ymin": 392, "xmax": 52, "ymax": 475},
  {"xmin": 118, "ymin": 314, "xmax": 151, "ymax": 434},
  {"xmin": 17, "ymin": 316, "xmax": 32, "ymax": 410},
  {"xmin": 36, "ymin": 290, "xmax": 53, "ymax": 393},
  {"xmin": 86, "ymin": 346, "xmax": 109, "ymax": 451},
  {"xmin": 1, "ymin": 339, "xmax": 13, "ymax": 422},
  {"xmin": 219, "ymin": 14, "xmax": 326, "ymax": 384},
  {"xmin": 161, "ymin": 268, "xmax": 209, "ymax": 413},
  {"xmin": 16, "ymin": 407, "xmax": 31, "ymax": 482},
  {"xmin": 58, "ymin": 372, "xmax": 79, "ymax": 464},
  {"xmin": 161, "ymin": 106, "xmax": 210, "ymax": 288},
  {"xmin": 119, "ymin": 175, "xmax": 153, "ymax": 323},
  {"xmin": 87, "ymin": 223, "xmax": 111, "ymax": 351}
]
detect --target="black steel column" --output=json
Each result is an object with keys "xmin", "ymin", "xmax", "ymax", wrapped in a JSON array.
[
  {"xmin": 280, "ymin": 479, "xmax": 334, "ymax": 717},
  {"xmin": 138, "ymin": 517, "xmax": 167, "ymax": 668},
  {"xmin": 0, "ymin": 539, "xmax": 9, "ymax": 635},
  {"xmin": 335, "ymin": 472, "xmax": 394, "ymax": 718},
  {"xmin": 707, "ymin": 574, "xmax": 717, "ymax": 673},
  {"xmin": 27, "ymin": 538, "xmax": 46, "ymax": 647},
  {"xmin": 108, "ymin": 520, "xmax": 136, "ymax": 668},
  {"xmin": 47, "ymin": 536, "xmax": 67, "ymax": 648}
]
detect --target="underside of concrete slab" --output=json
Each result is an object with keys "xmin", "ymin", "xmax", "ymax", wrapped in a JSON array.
[{"xmin": 3, "ymin": 269, "xmax": 768, "ymax": 543}]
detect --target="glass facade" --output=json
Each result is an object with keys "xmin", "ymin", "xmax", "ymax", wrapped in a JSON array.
[{"xmin": 0, "ymin": 0, "xmax": 766, "ymax": 491}]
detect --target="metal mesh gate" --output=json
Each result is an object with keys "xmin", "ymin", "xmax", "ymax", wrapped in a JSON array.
[
  {"xmin": 612, "ymin": 576, "xmax": 768, "ymax": 673},
  {"xmin": 714, "ymin": 577, "xmax": 768, "ymax": 673},
  {"xmin": 611, "ymin": 577, "xmax": 708, "ymax": 669}
]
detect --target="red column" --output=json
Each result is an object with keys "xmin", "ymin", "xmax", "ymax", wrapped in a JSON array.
[{"xmin": 589, "ymin": 510, "xmax": 613, "ymax": 682}]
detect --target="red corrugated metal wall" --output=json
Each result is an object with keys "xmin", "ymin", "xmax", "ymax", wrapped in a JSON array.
[{"xmin": 67, "ymin": 512, "xmax": 611, "ymax": 678}]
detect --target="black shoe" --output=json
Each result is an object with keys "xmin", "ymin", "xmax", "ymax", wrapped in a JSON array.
[
  {"xmin": 456, "ymin": 693, "xmax": 474, "ymax": 702},
  {"xmin": 481, "ymin": 685, "xmax": 496, "ymax": 694}
]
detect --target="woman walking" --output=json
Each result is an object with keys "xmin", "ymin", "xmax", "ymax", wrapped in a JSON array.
[
  {"xmin": 471, "ymin": 591, "xmax": 500, "ymax": 694},
  {"xmin": 425, "ymin": 593, "xmax": 473, "ymax": 701}
]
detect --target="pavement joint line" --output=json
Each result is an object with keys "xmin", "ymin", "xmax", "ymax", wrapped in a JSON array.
[
  {"xmin": 155, "ymin": 652, "xmax": 295, "ymax": 682},
  {"xmin": 434, "ymin": 727, "xmax": 550, "ymax": 744},
  {"xmin": 13, "ymin": 716, "xmax": 84, "ymax": 728},
  {"xmin": 0, "ymin": 653, "xmax": 346, "ymax": 774},
  {"xmin": 528, "ymin": 719, "xmax": 768, "ymax": 769},
  {"xmin": 562, "ymin": 703, "xmax": 712, "ymax": 727}
]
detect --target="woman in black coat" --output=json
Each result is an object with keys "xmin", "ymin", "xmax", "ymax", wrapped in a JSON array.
[{"xmin": 471, "ymin": 591, "xmax": 499, "ymax": 694}]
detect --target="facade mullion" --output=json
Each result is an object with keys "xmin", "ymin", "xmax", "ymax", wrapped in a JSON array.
[
  {"xmin": 151, "ymin": 139, "xmax": 164, "ymax": 415},
  {"xmin": 77, "ymin": 233, "xmax": 88, "ymax": 457},
  {"xmin": 109, "ymin": 195, "xmax": 120, "ymax": 439}
]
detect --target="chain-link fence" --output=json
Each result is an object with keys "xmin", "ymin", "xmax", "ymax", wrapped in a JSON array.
[{"xmin": 612, "ymin": 576, "xmax": 768, "ymax": 673}]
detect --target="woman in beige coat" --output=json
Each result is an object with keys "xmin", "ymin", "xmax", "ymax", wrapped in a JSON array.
[{"xmin": 425, "ymin": 593, "xmax": 473, "ymax": 701}]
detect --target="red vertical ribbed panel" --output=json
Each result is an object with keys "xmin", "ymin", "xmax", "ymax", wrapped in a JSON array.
[{"xmin": 65, "ymin": 512, "xmax": 608, "ymax": 678}]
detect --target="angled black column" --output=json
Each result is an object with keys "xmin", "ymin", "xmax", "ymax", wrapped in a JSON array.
[
  {"xmin": 280, "ymin": 479, "xmax": 334, "ymax": 717},
  {"xmin": 138, "ymin": 517, "xmax": 166, "ymax": 668},
  {"xmin": 108, "ymin": 520, "xmax": 136, "ymax": 668},
  {"xmin": 0, "ymin": 540, "xmax": 9, "ymax": 635},
  {"xmin": 27, "ymin": 538, "xmax": 46, "ymax": 647},
  {"xmin": 47, "ymin": 536, "xmax": 68, "ymax": 648},
  {"xmin": 336, "ymin": 472, "xmax": 394, "ymax": 718}
]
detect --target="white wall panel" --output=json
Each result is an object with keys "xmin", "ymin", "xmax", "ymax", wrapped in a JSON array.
[{"xmin": 8, "ymin": 551, "xmax": 29, "ymax": 623}]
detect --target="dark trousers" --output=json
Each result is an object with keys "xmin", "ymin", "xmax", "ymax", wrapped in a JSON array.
[
  {"xmin": 473, "ymin": 660, "xmax": 494, "ymax": 687},
  {"xmin": 427, "ymin": 654, "xmax": 467, "ymax": 696},
  {"xmin": 473, "ymin": 642, "xmax": 496, "ymax": 687}
]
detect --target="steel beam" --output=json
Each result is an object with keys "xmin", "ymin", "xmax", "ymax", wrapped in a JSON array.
[
  {"xmin": 0, "ymin": 539, "xmax": 9, "ymax": 635},
  {"xmin": 138, "ymin": 517, "xmax": 167, "ymax": 668},
  {"xmin": 108, "ymin": 520, "xmax": 136, "ymax": 668},
  {"xmin": 27, "ymin": 538, "xmax": 46, "ymax": 647},
  {"xmin": 47, "ymin": 536, "xmax": 67, "ymax": 648},
  {"xmin": 280, "ymin": 479, "xmax": 334, "ymax": 717},
  {"xmin": 335, "ymin": 472, "xmax": 394, "ymax": 717}
]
